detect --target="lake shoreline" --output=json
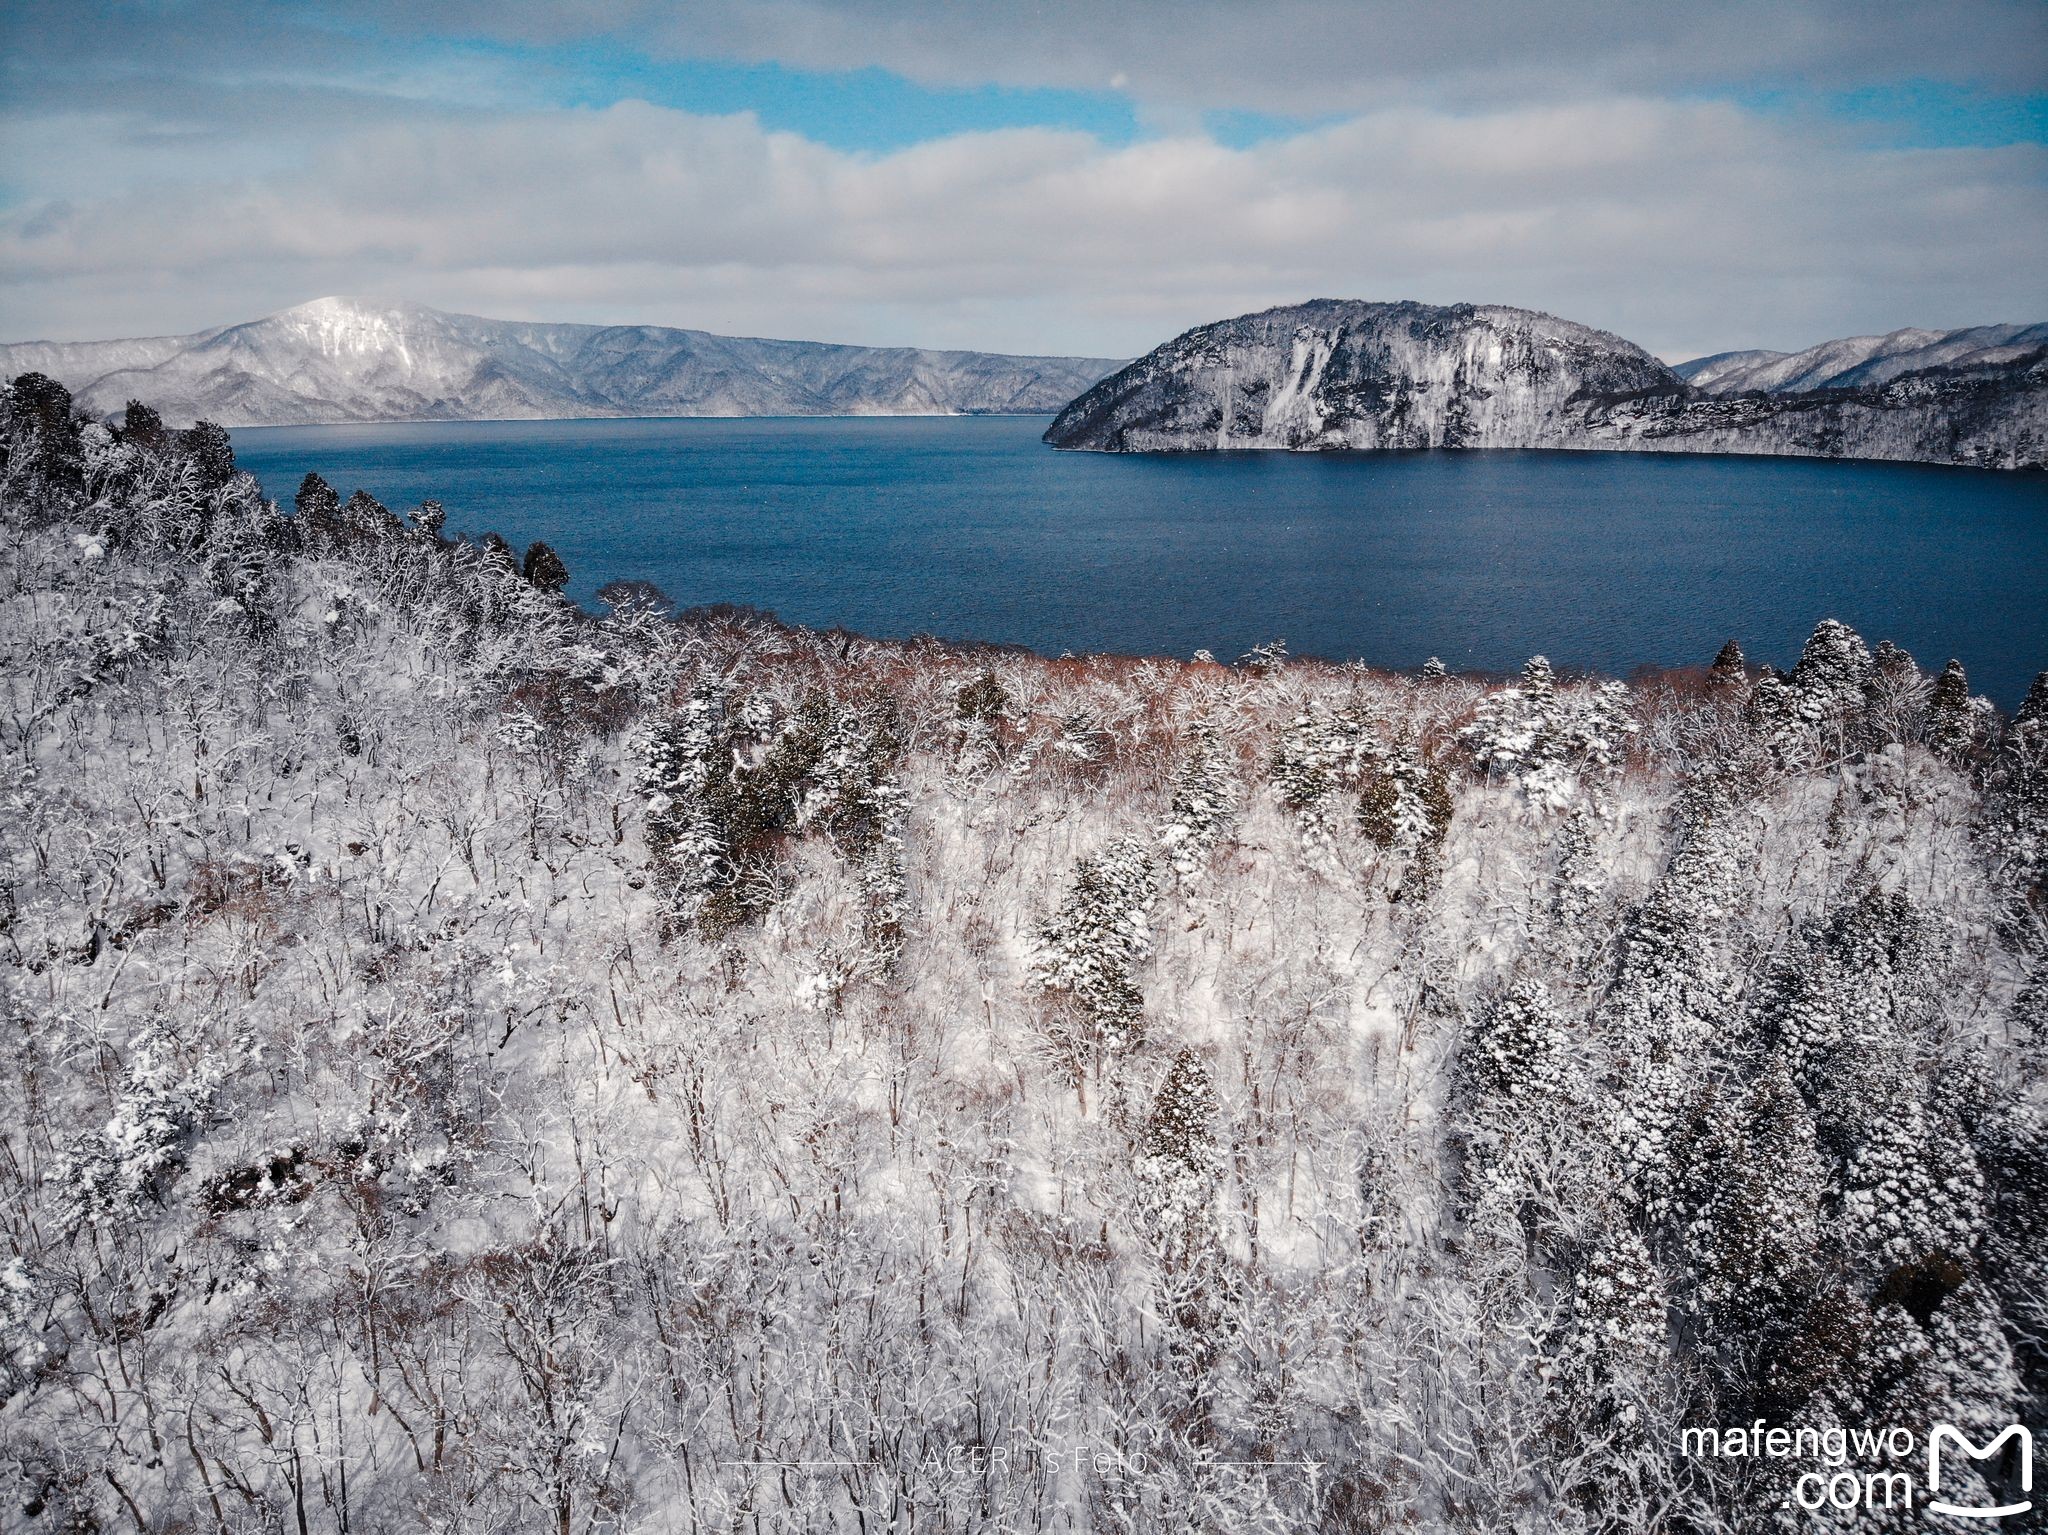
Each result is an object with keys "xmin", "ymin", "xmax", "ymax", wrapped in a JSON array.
[{"xmin": 233, "ymin": 415, "xmax": 2048, "ymax": 707}]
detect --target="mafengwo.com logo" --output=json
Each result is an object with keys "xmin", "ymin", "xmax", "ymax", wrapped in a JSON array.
[
  {"xmin": 1679, "ymin": 1421, "xmax": 2033, "ymax": 1519},
  {"xmin": 1929, "ymin": 1425, "xmax": 2032, "ymax": 1521}
]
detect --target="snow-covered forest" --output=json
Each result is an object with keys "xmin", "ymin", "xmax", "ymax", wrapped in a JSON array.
[{"xmin": 1, "ymin": 373, "xmax": 2043, "ymax": 1534}]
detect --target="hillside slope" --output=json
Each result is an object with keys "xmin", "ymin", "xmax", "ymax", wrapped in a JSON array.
[
  {"xmin": 1675, "ymin": 322, "xmax": 2048, "ymax": 394},
  {"xmin": 0, "ymin": 296, "xmax": 1125, "ymax": 426},
  {"xmin": 2, "ymin": 375, "xmax": 2043, "ymax": 1532}
]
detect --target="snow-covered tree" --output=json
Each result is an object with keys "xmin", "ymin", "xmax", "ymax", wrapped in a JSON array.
[
  {"xmin": 1136, "ymin": 1048, "xmax": 1234, "ymax": 1405},
  {"xmin": 1680, "ymin": 1059, "xmax": 1827, "ymax": 1326},
  {"xmin": 637, "ymin": 686, "xmax": 737, "ymax": 935},
  {"xmin": 1926, "ymin": 658, "xmax": 1974, "ymax": 760},
  {"xmin": 1789, "ymin": 617, "xmax": 1874, "ymax": 723},
  {"xmin": 54, "ymin": 1019, "xmax": 228, "ymax": 1231},
  {"xmin": 1270, "ymin": 701, "xmax": 1379, "ymax": 849},
  {"xmin": 2016, "ymin": 670, "xmax": 2048, "ymax": 733},
  {"xmin": 1837, "ymin": 1082, "xmax": 1984, "ymax": 1275},
  {"xmin": 1157, "ymin": 722, "xmax": 1237, "ymax": 886},
  {"xmin": 409, "ymin": 497, "xmax": 447, "ymax": 539},
  {"xmin": 1545, "ymin": 1228, "xmax": 1667, "ymax": 1429},
  {"xmin": 1137, "ymin": 1048, "xmax": 1223, "ymax": 1264},
  {"xmin": 1032, "ymin": 836, "xmax": 1159, "ymax": 1055},
  {"xmin": 294, "ymin": 470, "xmax": 342, "ymax": 543},
  {"xmin": 1461, "ymin": 655, "xmax": 1636, "ymax": 808},
  {"xmin": 1455, "ymin": 978, "xmax": 1571, "ymax": 1201},
  {"xmin": 1460, "ymin": 979, "xmax": 1569, "ymax": 1115}
]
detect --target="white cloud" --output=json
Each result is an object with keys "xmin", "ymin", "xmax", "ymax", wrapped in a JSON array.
[
  {"xmin": 3, "ymin": 96, "xmax": 2044, "ymax": 358},
  {"xmin": 400, "ymin": 0, "xmax": 2048, "ymax": 113}
]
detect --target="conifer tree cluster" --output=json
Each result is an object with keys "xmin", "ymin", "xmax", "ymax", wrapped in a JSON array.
[
  {"xmin": 1460, "ymin": 654, "xmax": 1636, "ymax": 809},
  {"xmin": 1157, "ymin": 721, "xmax": 1238, "ymax": 886},
  {"xmin": 637, "ymin": 684, "xmax": 908, "ymax": 960},
  {"xmin": 1357, "ymin": 736, "xmax": 1455, "ymax": 898},
  {"xmin": 1270, "ymin": 701, "xmax": 1380, "ymax": 849},
  {"xmin": 1031, "ymin": 836, "xmax": 1159, "ymax": 1057}
]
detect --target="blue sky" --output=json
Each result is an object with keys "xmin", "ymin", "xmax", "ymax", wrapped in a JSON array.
[
  {"xmin": 1726, "ymin": 81, "xmax": 2048, "ymax": 150},
  {"xmin": 524, "ymin": 47, "xmax": 2048, "ymax": 155},
  {"xmin": 2, "ymin": 1, "xmax": 2043, "ymax": 357}
]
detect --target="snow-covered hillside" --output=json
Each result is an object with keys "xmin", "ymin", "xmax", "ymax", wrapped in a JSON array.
[
  {"xmin": 1675, "ymin": 322, "xmax": 2048, "ymax": 394},
  {"xmin": 0, "ymin": 297, "xmax": 1126, "ymax": 427},
  {"xmin": 1045, "ymin": 301, "xmax": 2047, "ymax": 469},
  {"xmin": 2, "ymin": 375, "xmax": 2044, "ymax": 1533}
]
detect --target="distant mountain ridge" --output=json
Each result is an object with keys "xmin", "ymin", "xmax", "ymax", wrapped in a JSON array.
[
  {"xmin": 1673, "ymin": 323, "xmax": 2048, "ymax": 394},
  {"xmin": 0, "ymin": 297, "xmax": 1126, "ymax": 427},
  {"xmin": 1043, "ymin": 300, "xmax": 2046, "ymax": 470}
]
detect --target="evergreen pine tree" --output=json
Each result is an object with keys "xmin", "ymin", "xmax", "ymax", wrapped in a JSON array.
[
  {"xmin": 1708, "ymin": 638, "xmax": 1747, "ymax": 686},
  {"xmin": 1788, "ymin": 617, "xmax": 1874, "ymax": 726},
  {"xmin": 1457, "ymin": 978, "xmax": 1569, "ymax": 1197},
  {"xmin": 1138, "ymin": 1048, "xmax": 1222, "ymax": 1255},
  {"xmin": 1358, "ymin": 770, "xmax": 1400, "ymax": 848},
  {"xmin": 1158, "ymin": 722, "xmax": 1237, "ymax": 886},
  {"xmin": 2016, "ymin": 671, "xmax": 2048, "ymax": 733},
  {"xmin": 1032, "ymin": 837, "xmax": 1158, "ymax": 1054},
  {"xmin": 1238, "ymin": 637, "xmax": 1288, "ymax": 672},
  {"xmin": 523, "ymin": 540, "xmax": 570, "ymax": 593},
  {"xmin": 1271, "ymin": 702, "xmax": 1380, "ymax": 849},
  {"xmin": 294, "ymin": 472, "xmax": 341, "ymax": 544},
  {"xmin": 1682, "ymin": 1058, "xmax": 1826, "ymax": 1326},
  {"xmin": 1838, "ymin": 1082, "xmax": 1984, "ymax": 1275},
  {"xmin": 1926, "ymin": 658, "xmax": 1973, "ymax": 760},
  {"xmin": 1548, "ymin": 804, "xmax": 1602, "ymax": 954},
  {"xmin": 410, "ymin": 499, "xmax": 447, "ymax": 539},
  {"xmin": 1546, "ymin": 1228, "xmax": 1667, "ymax": 1427},
  {"xmin": 1136, "ymin": 1048, "xmax": 1232, "ymax": 1400},
  {"xmin": 343, "ymin": 487, "xmax": 401, "ymax": 540},
  {"xmin": 1974, "ymin": 1112, "xmax": 2047, "ymax": 1407},
  {"xmin": 955, "ymin": 669, "xmax": 1009, "ymax": 726},
  {"xmin": 1462, "ymin": 979, "xmax": 1568, "ymax": 1109},
  {"xmin": 1461, "ymin": 654, "xmax": 1635, "ymax": 807},
  {"xmin": 1870, "ymin": 638, "xmax": 1917, "ymax": 682},
  {"xmin": 1744, "ymin": 665, "xmax": 1798, "ymax": 741},
  {"xmin": 119, "ymin": 400, "xmax": 167, "ymax": 451},
  {"xmin": 4, "ymin": 373, "xmax": 84, "ymax": 501},
  {"xmin": 182, "ymin": 420, "xmax": 236, "ymax": 489},
  {"xmin": 637, "ymin": 688, "xmax": 737, "ymax": 936}
]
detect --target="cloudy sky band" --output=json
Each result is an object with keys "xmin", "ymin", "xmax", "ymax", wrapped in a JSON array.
[{"xmin": 2, "ymin": 0, "xmax": 2043, "ymax": 358}]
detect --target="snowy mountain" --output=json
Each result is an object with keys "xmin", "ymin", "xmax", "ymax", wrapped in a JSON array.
[
  {"xmin": 1674, "ymin": 322, "xmax": 2048, "ymax": 394},
  {"xmin": 0, "ymin": 296, "xmax": 1126, "ymax": 426},
  {"xmin": 1667, "ymin": 347, "xmax": 1792, "ymax": 392},
  {"xmin": 1044, "ymin": 300, "xmax": 2047, "ymax": 469},
  {"xmin": 1044, "ymin": 300, "xmax": 1682, "ymax": 452}
]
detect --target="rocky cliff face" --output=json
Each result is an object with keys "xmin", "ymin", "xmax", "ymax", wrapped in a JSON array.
[
  {"xmin": 1043, "ymin": 300, "xmax": 1682, "ymax": 453},
  {"xmin": 0, "ymin": 297, "xmax": 1125, "ymax": 427},
  {"xmin": 1044, "ymin": 300, "xmax": 2046, "ymax": 469}
]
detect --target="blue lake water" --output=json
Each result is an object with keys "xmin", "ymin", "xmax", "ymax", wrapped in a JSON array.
[{"xmin": 233, "ymin": 416, "xmax": 2048, "ymax": 707}]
